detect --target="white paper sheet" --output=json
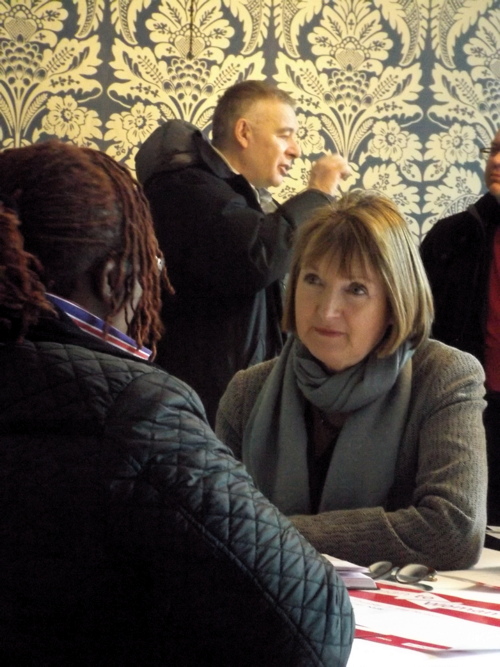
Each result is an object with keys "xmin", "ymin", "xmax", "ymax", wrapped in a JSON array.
[{"xmin": 351, "ymin": 584, "xmax": 500, "ymax": 651}]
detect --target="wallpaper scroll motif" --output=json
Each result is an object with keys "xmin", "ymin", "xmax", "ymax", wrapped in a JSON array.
[
  {"xmin": 0, "ymin": 0, "xmax": 499, "ymax": 238},
  {"xmin": 0, "ymin": 0, "xmax": 103, "ymax": 148}
]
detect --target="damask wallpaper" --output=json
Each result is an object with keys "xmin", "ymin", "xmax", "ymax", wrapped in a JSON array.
[{"xmin": 0, "ymin": 0, "xmax": 499, "ymax": 239}]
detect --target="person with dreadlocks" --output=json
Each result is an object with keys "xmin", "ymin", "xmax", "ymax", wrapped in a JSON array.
[{"xmin": 0, "ymin": 141, "xmax": 354, "ymax": 666}]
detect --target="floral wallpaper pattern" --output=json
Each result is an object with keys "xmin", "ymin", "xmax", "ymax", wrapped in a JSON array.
[{"xmin": 0, "ymin": 0, "xmax": 499, "ymax": 240}]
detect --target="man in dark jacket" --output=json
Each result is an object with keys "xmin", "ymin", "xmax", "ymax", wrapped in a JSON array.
[
  {"xmin": 421, "ymin": 128, "xmax": 500, "ymax": 524},
  {"xmin": 0, "ymin": 140, "xmax": 354, "ymax": 666},
  {"xmin": 135, "ymin": 80, "xmax": 350, "ymax": 426}
]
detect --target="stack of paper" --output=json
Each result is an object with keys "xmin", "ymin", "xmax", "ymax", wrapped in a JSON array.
[
  {"xmin": 350, "ymin": 583, "xmax": 500, "ymax": 651},
  {"xmin": 322, "ymin": 554, "xmax": 378, "ymax": 590}
]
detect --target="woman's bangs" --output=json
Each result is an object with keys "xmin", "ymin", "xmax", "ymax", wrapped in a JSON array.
[{"xmin": 303, "ymin": 220, "xmax": 375, "ymax": 278}]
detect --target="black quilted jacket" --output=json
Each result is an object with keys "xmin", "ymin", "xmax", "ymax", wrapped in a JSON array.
[{"xmin": 0, "ymin": 313, "xmax": 354, "ymax": 666}]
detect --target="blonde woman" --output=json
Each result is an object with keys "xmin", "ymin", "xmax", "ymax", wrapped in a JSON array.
[{"xmin": 217, "ymin": 191, "xmax": 487, "ymax": 570}]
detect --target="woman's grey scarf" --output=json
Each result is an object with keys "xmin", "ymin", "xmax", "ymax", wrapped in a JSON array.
[{"xmin": 242, "ymin": 336, "xmax": 414, "ymax": 515}]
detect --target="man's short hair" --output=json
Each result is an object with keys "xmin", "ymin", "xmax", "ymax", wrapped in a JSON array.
[{"xmin": 211, "ymin": 80, "xmax": 296, "ymax": 149}]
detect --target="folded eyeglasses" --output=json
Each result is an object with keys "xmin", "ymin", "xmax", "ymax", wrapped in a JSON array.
[{"xmin": 369, "ymin": 560, "xmax": 437, "ymax": 586}]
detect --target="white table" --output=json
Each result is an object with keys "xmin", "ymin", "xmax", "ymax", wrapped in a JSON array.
[{"xmin": 347, "ymin": 547, "xmax": 500, "ymax": 665}]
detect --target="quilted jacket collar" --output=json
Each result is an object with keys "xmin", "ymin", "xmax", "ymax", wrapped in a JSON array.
[{"xmin": 25, "ymin": 308, "xmax": 145, "ymax": 362}]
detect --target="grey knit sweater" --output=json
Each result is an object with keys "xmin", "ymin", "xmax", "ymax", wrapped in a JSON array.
[{"xmin": 216, "ymin": 339, "xmax": 488, "ymax": 570}]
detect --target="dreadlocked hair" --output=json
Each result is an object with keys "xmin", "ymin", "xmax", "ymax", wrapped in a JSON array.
[
  {"xmin": 0, "ymin": 140, "xmax": 174, "ymax": 356},
  {"xmin": 0, "ymin": 200, "xmax": 55, "ymax": 341}
]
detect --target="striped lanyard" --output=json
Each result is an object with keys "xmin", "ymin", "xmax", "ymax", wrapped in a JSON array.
[{"xmin": 46, "ymin": 293, "xmax": 152, "ymax": 361}]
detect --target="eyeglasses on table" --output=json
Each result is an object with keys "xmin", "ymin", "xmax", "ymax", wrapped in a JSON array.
[{"xmin": 369, "ymin": 560, "xmax": 437, "ymax": 587}]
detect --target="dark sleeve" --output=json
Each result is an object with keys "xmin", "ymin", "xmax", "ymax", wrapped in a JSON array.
[
  {"xmin": 420, "ymin": 213, "xmax": 486, "ymax": 356},
  {"xmin": 420, "ymin": 218, "xmax": 445, "ymax": 285},
  {"xmin": 145, "ymin": 168, "xmax": 331, "ymax": 296},
  {"xmin": 105, "ymin": 369, "xmax": 354, "ymax": 667},
  {"xmin": 420, "ymin": 211, "xmax": 478, "ymax": 291}
]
